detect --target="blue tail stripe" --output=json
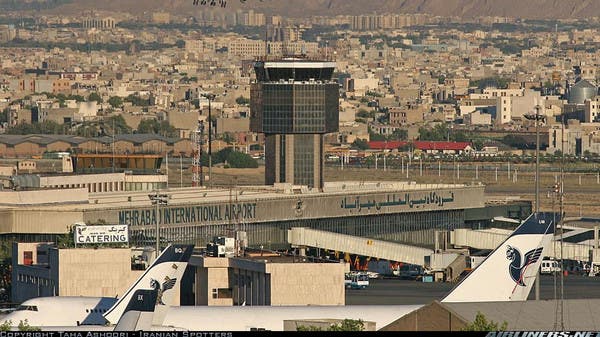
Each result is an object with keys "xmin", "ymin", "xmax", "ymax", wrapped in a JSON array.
[{"xmin": 511, "ymin": 212, "xmax": 560, "ymax": 236}]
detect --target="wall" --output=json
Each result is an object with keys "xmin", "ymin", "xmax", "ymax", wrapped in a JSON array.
[
  {"xmin": 57, "ymin": 248, "xmax": 142, "ymax": 297},
  {"xmin": 194, "ymin": 257, "xmax": 232, "ymax": 306},
  {"xmin": 12, "ymin": 245, "xmax": 144, "ymax": 303},
  {"xmin": 0, "ymin": 209, "xmax": 83, "ymax": 235},
  {"xmin": 380, "ymin": 301, "xmax": 467, "ymax": 331},
  {"xmin": 268, "ymin": 263, "xmax": 346, "ymax": 305},
  {"xmin": 193, "ymin": 256, "xmax": 346, "ymax": 306}
]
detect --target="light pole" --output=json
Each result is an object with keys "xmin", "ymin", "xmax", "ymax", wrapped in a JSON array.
[
  {"xmin": 199, "ymin": 120, "xmax": 205, "ymax": 187},
  {"xmin": 524, "ymin": 104, "xmax": 544, "ymax": 300},
  {"xmin": 202, "ymin": 93, "xmax": 216, "ymax": 187},
  {"xmin": 524, "ymin": 105, "xmax": 544, "ymax": 216},
  {"xmin": 148, "ymin": 192, "xmax": 168, "ymax": 258}
]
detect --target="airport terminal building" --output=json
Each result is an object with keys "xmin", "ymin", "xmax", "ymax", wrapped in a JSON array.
[{"xmin": 0, "ymin": 180, "xmax": 516, "ymax": 250}]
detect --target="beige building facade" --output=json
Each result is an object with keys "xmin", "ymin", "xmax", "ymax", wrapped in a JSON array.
[
  {"xmin": 193, "ymin": 255, "xmax": 347, "ymax": 306},
  {"xmin": 12, "ymin": 243, "xmax": 142, "ymax": 303}
]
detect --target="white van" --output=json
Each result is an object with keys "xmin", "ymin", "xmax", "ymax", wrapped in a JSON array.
[{"xmin": 540, "ymin": 260, "xmax": 561, "ymax": 274}]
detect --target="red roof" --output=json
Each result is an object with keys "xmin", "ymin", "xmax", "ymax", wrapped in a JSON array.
[
  {"xmin": 413, "ymin": 141, "xmax": 472, "ymax": 151},
  {"xmin": 368, "ymin": 141, "xmax": 409, "ymax": 150}
]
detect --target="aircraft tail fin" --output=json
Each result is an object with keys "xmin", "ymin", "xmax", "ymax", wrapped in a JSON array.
[
  {"xmin": 442, "ymin": 212, "xmax": 560, "ymax": 303},
  {"xmin": 104, "ymin": 244, "xmax": 194, "ymax": 325},
  {"xmin": 114, "ymin": 289, "xmax": 157, "ymax": 331}
]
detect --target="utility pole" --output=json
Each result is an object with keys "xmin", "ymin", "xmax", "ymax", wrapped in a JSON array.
[
  {"xmin": 525, "ymin": 105, "xmax": 543, "ymax": 300},
  {"xmin": 559, "ymin": 114, "xmax": 565, "ymax": 330},
  {"xmin": 535, "ymin": 105, "xmax": 541, "ymax": 301},
  {"xmin": 202, "ymin": 93, "xmax": 216, "ymax": 187},
  {"xmin": 180, "ymin": 153, "xmax": 183, "ymax": 187},
  {"xmin": 148, "ymin": 192, "xmax": 168, "ymax": 260}
]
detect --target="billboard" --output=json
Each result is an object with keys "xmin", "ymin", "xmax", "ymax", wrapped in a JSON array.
[{"xmin": 74, "ymin": 224, "xmax": 129, "ymax": 244}]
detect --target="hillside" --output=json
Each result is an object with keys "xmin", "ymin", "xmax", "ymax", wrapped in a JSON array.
[{"xmin": 8, "ymin": 0, "xmax": 600, "ymax": 20}]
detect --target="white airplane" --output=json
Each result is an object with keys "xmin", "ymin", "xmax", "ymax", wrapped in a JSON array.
[
  {"xmin": 3, "ymin": 244, "xmax": 194, "ymax": 328},
  {"xmin": 28, "ymin": 289, "xmax": 162, "ymax": 331},
  {"xmin": 5, "ymin": 212, "xmax": 559, "ymax": 331}
]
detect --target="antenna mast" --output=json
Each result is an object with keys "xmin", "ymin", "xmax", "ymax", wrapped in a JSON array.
[{"xmin": 191, "ymin": 120, "xmax": 204, "ymax": 187}]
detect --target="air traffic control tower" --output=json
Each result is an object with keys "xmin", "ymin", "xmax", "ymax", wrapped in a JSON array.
[{"xmin": 250, "ymin": 58, "xmax": 339, "ymax": 189}]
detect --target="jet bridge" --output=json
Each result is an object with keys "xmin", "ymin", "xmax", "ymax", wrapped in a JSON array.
[
  {"xmin": 287, "ymin": 227, "xmax": 434, "ymax": 266},
  {"xmin": 451, "ymin": 227, "xmax": 599, "ymax": 261}
]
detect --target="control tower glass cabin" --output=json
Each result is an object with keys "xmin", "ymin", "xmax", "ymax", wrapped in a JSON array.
[{"xmin": 250, "ymin": 58, "xmax": 339, "ymax": 189}]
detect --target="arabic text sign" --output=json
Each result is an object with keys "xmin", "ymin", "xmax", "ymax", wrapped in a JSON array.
[
  {"xmin": 340, "ymin": 191, "xmax": 456, "ymax": 212},
  {"xmin": 74, "ymin": 224, "xmax": 129, "ymax": 244}
]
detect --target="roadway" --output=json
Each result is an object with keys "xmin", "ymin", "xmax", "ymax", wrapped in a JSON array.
[{"xmin": 345, "ymin": 275, "xmax": 600, "ymax": 305}]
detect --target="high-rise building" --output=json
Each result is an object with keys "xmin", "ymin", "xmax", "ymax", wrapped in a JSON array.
[{"xmin": 250, "ymin": 58, "xmax": 339, "ymax": 189}]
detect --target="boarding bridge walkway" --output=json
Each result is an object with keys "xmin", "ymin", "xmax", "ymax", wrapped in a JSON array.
[
  {"xmin": 287, "ymin": 227, "xmax": 433, "ymax": 266},
  {"xmin": 451, "ymin": 227, "xmax": 600, "ymax": 261}
]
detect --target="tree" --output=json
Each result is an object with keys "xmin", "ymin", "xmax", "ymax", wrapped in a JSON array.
[
  {"xmin": 462, "ymin": 312, "xmax": 507, "ymax": 331},
  {"xmin": 501, "ymin": 134, "xmax": 531, "ymax": 149},
  {"xmin": 297, "ymin": 319, "xmax": 365, "ymax": 331},
  {"xmin": 470, "ymin": 77, "xmax": 511, "ymax": 90},
  {"xmin": 124, "ymin": 94, "xmax": 150, "ymax": 107},
  {"xmin": 419, "ymin": 124, "xmax": 449, "ymax": 141},
  {"xmin": 351, "ymin": 138, "xmax": 369, "ymax": 150},
  {"xmin": 88, "ymin": 92, "xmax": 102, "ymax": 103},
  {"xmin": 137, "ymin": 119, "xmax": 159, "ymax": 134},
  {"xmin": 296, "ymin": 325, "xmax": 324, "ymax": 331},
  {"xmin": 159, "ymin": 121, "xmax": 178, "ymax": 138},
  {"xmin": 390, "ymin": 129, "xmax": 408, "ymax": 141},
  {"xmin": 418, "ymin": 123, "xmax": 468, "ymax": 142},
  {"xmin": 0, "ymin": 320, "xmax": 10, "ymax": 331},
  {"xmin": 225, "ymin": 151, "xmax": 258, "ymax": 168},
  {"xmin": 7, "ymin": 120, "xmax": 64, "ymax": 135},
  {"xmin": 108, "ymin": 96, "xmax": 123, "ymax": 108},
  {"xmin": 17, "ymin": 320, "xmax": 41, "ymax": 331},
  {"xmin": 356, "ymin": 109, "xmax": 375, "ymax": 119},
  {"xmin": 328, "ymin": 319, "xmax": 365, "ymax": 331},
  {"xmin": 56, "ymin": 226, "xmax": 75, "ymax": 248},
  {"xmin": 136, "ymin": 119, "xmax": 177, "ymax": 137},
  {"xmin": 222, "ymin": 132, "xmax": 235, "ymax": 144},
  {"xmin": 0, "ymin": 108, "xmax": 8, "ymax": 124},
  {"xmin": 235, "ymin": 96, "xmax": 250, "ymax": 105},
  {"xmin": 68, "ymin": 94, "xmax": 85, "ymax": 102},
  {"xmin": 105, "ymin": 115, "xmax": 132, "ymax": 135}
]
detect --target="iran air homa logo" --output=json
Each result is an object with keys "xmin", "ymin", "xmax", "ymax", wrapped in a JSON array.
[
  {"xmin": 506, "ymin": 245, "xmax": 543, "ymax": 286},
  {"xmin": 150, "ymin": 276, "xmax": 177, "ymax": 305}
]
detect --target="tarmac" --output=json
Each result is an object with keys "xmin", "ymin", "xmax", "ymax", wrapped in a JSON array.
[{"xmin": 345, "ymin": 274, "xmax": 600, "ymax": 305}]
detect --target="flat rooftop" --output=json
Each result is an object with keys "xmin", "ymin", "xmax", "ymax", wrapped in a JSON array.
[{"xmin": 36, "ymin": 181, "xmax": 479, "ymax": 211}]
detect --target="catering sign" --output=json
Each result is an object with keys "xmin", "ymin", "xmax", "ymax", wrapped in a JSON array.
[{"xmin": 74, "ymin": 224, "xmax": 129, "ymax": 244}]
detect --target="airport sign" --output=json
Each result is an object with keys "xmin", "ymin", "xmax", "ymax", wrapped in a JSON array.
[{"xmin": 74, "ymin": 224, "xmax": 129, "ymax": 244}]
